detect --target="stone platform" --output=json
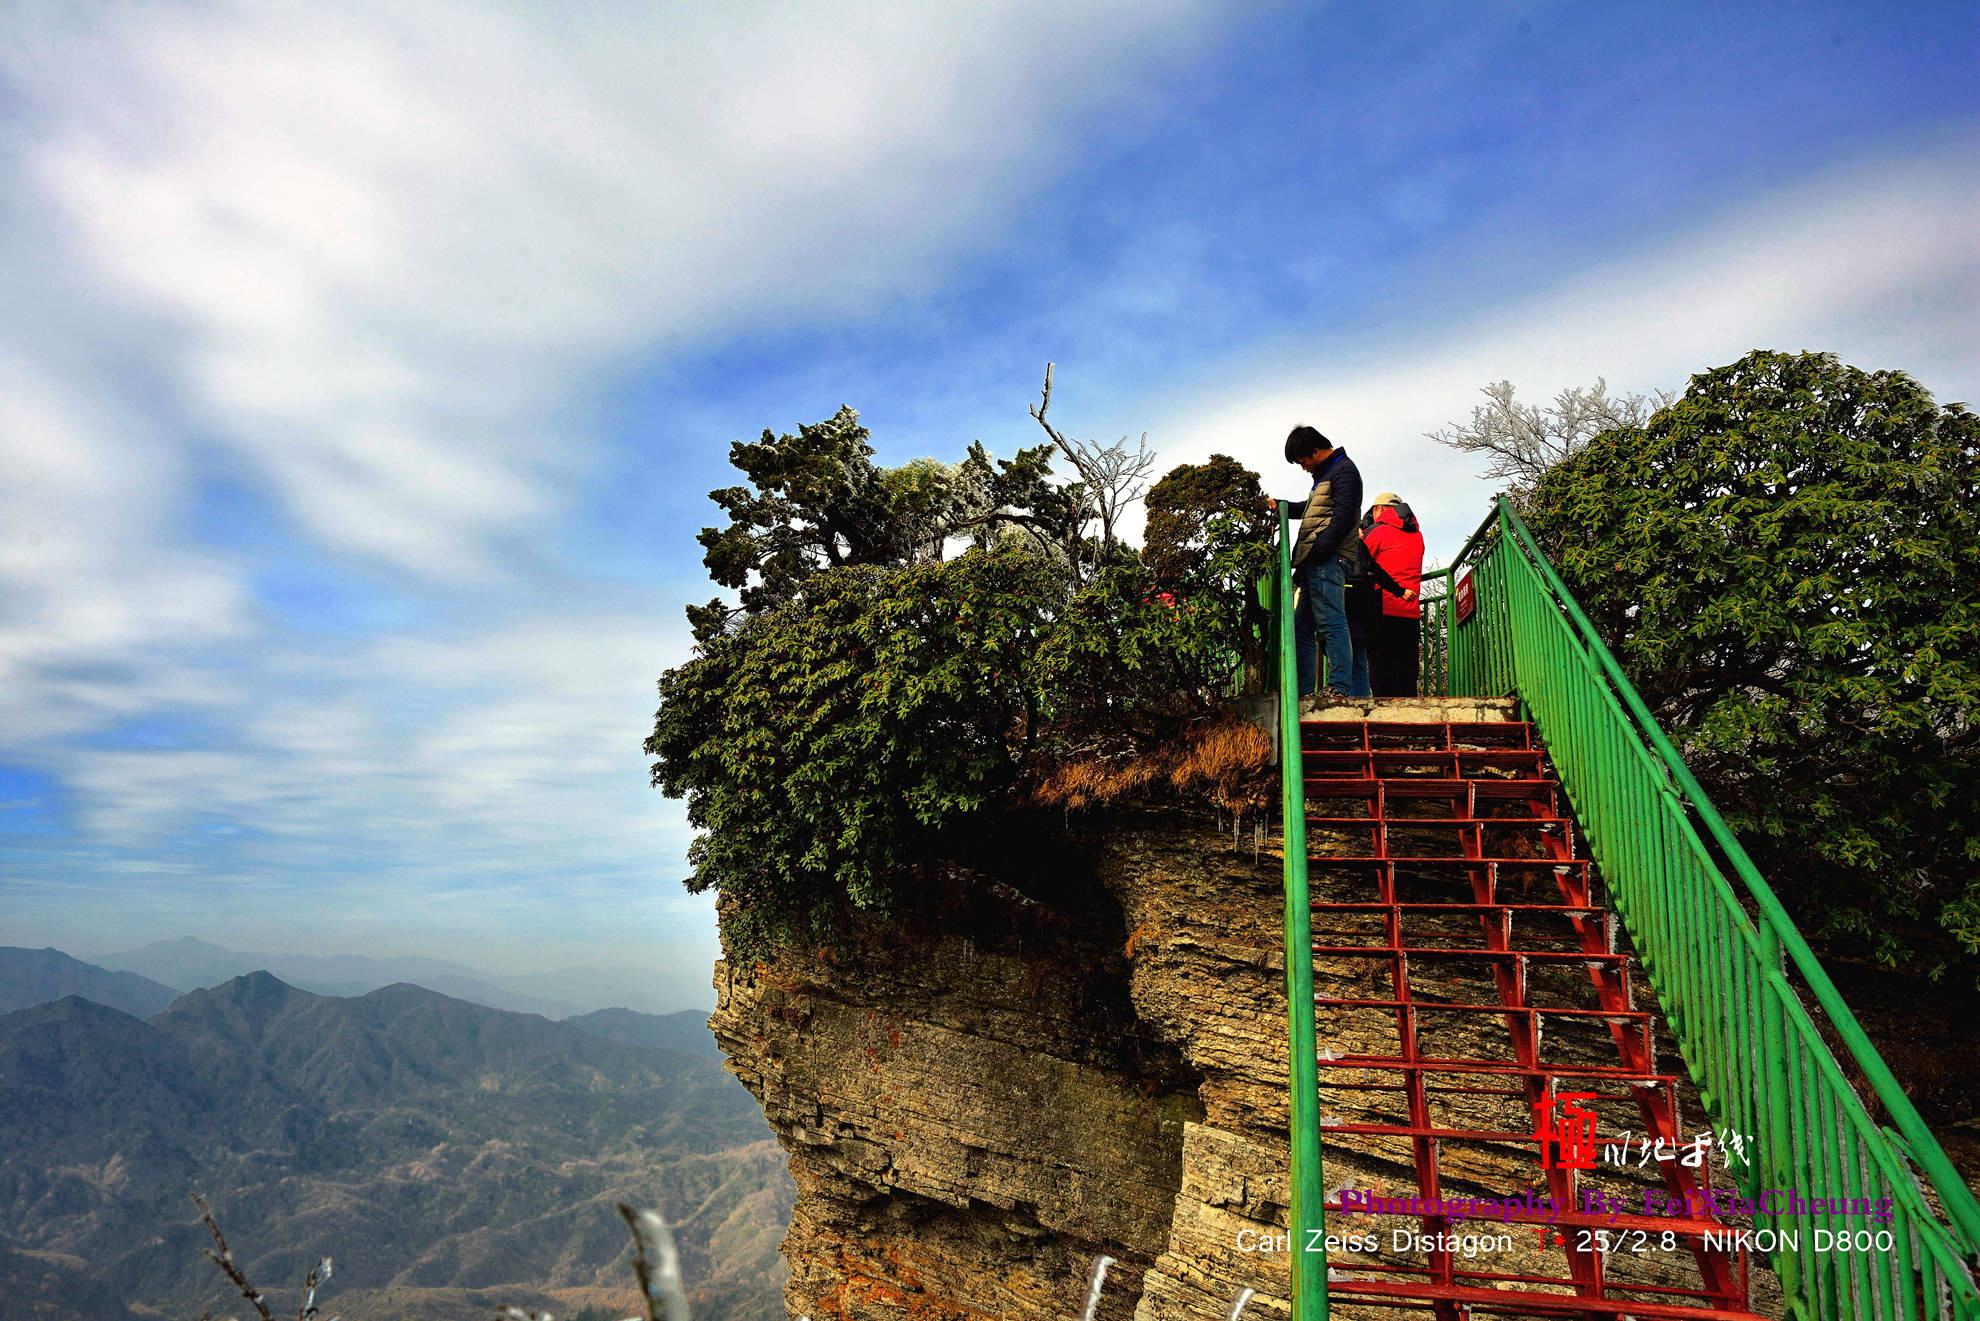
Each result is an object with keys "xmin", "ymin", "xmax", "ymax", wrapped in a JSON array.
[{"xmin": 1297, "ymin": 694, "xmax": 1518, "ymax": 723}]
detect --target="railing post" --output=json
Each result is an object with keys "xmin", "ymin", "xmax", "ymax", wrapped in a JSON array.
[
  {"xmin": 1757, "ymin": 922, "xmax": 1805, "ymax": 1309},
  {"xmin": 1277, "ymin": 503, "xmax": 1327, "ymax": 1319},
  {"xmin": 1259, "ymin": 566, "xmax": 1279, "ymax": 704}
]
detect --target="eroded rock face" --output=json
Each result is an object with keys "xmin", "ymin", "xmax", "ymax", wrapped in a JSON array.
[{"xmin": 711, "ymin": 807, "xmax": 1288, "ymax": 1319}]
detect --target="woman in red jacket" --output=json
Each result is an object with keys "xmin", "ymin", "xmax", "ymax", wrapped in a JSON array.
[{"xmin": 1363, "ymin": 493, "xmax": 1425, "ymax": 697}]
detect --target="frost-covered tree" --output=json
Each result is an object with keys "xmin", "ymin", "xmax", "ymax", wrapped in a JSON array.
[{"xmin": 1428, "ymin": 377, "xmax": 1675, "ymax": 502}]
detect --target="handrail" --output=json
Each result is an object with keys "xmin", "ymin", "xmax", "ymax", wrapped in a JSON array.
[
  {"xmin": 1435, "ymin": 496, "xmax": 1980, "ymax": 1320},
  {"xmin": 1493, "ymin": 499, "xmax": 1980, "ymax": 1243},
  {"xmin": 1276, "ymin": 503, "xmax": 1328, "ymax": 1320}
]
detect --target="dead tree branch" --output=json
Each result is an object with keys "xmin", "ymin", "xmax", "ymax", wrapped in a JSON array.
[
  {"xmin": 1426, "ymin": 377, "xmax": 1676, "ymax": 502},
  {"xmin": 192, "ymin": 1194, "xmax": 274, "ymax": 1321},
  {"xmin": 619, "ymin": 1202, "xmax": 690, "ymax": 1321},
  {"xmin": 189, "ymin": 1194, "xmax": 336, "ymax": 1321},
  {"xmin": 1030, "ymin": 362, "xmax": 1156, "ymax": 560},
  {"xmin": 296, "ymin": 1257, "xmax": 334, "ymax": 1321}
]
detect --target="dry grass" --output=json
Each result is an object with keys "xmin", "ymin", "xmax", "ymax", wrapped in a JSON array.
[{"xmin": 1029, "ymin": 716, "xmax": 1274, "ymax": 821}]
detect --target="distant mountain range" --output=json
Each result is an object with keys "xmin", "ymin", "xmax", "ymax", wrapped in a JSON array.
[
  {"xmin": 0, "ymin": 972, "xmax": 790, "ymax": 1321},
  {"xmin": 0, "ymin": 943, "xmax": 719, "ymax": 1059},
  {"xmin": 0, "ymin": 946, "xmax": 180, "ymax": 1019},
  {"xmin": 89, "ymin": 935, "xmax": 717, "ymax": 1017}
]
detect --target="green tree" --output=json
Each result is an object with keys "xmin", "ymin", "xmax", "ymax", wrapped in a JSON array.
[
  {"xmin": 647, "ymin": 539, "xmax": 1255, "ymax": 953},
  {"xmin": 656, "ymin": 398, "xmax": 1276, "ymax": 952},
  {"xmin": 689, "ymin": 406, "xmax": 1083, "ymax": 643},
  {"xmin": 650, "ymin": 549, "xmax": 1064, "ymax": 952},
  {"xmin": 1526, "ymin": 350, "xmax": 1980, "ymax": 971},
  {"xmin": 1142, "ymin": 454, "xmax": 1275, "ymax": 694}
]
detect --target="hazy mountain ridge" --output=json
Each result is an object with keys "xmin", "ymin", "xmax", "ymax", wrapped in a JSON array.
[
  {"xmin": 0, "ymin": 975, "xmax": 790, "ymax": 1321},
  {"xmin": 91, "ymin": 936, "xmax": 716, "ymax": 1017},
  {"xmin": 89, "ymin": 937, "xmax": 584, "ymax": 1018},
  {"xmin": 0, "ymin": 947, "xmax": 180, "ymax": 1019}
]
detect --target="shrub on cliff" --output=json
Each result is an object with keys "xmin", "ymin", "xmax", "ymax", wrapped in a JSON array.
[
  {"xmin": 651, "ymin": 549, "xmax": 1057, "ymax": 950},
  {"xmin": 653, "ymin": 403, "xmax": 1285, "ymax": 951},
  {"xmin": 1142, "ymin": 454, "xmax": 1275, "ymax": 694},
  {"xmin": 1524, "ymin": 349, "xmax": 1980, "ymax": 972},
  {"xmin": 648, "ymin": 545, "xmax": 1248, "ymax": 952}
]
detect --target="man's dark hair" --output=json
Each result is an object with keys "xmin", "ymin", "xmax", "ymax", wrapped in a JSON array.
[{"xmin": 1285, "ymin": 425, "xmax": 1333, "ymax": 462}]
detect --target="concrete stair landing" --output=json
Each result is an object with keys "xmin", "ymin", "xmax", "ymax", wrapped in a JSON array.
[{"xmin": 1298, "ymin": 695, "xmax": 1518, "ymax": 723}]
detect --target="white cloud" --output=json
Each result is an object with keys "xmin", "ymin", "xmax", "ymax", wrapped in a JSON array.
[
  {"xmin": 49, "ymin": 613, "xmax": 690, "ymax": 870},
  {"xmin": 0, "ymin": 0, "xmax": 1221, "ymax": 946},
  {"xmin": 6, "ymin": 0, "xmax": 1218, "ymax": 580},
  {"xmin": 6, "ymin": 5, "xmax": 1973, "ymax": 971},
  {"xmin": 0, "ymin": 359, "xmax": 249, "ymax": 745},
  {"xmin": 1142, "ymin": 136, "xmax": 1980, "ymax": 560}
]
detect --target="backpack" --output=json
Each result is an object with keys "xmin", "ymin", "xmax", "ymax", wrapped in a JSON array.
[{"xmin": 1340, "ymin": 528, "xmax": 1383, "ymax": 631}]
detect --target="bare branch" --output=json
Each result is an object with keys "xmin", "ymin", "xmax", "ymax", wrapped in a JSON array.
[
  {"xmin": 1078, "ymin": 1254, "xmax": 1116, "ymax": 1321},
  {"xmin": 618, "ymin": 1202, "xmax": 691, "ymax": 1321},
  {"xmin": 1028, "ymin": 363, "xmax": 1156, "ymax": 558},
  {"xmin": 188, "ymin": 1196, "xmax": 340, "ymax": 1321},
  {"xmin": 1029, "ymin": 362, "xmax": 1087, "ymax": 480},
  {"xmin": 192, "ymin": 1194, "xmax": 275, "ymax": 1321},
  {"xmin": 1426, "ymin": 377, "xmax": 1675, "ymax": 500},
  {"xmin": 1028, "ymin": 361, "xmax": 1057, "ymax": 432},
  {"xmin": 297, "ymin": 1257, "xmax": 333, "ymax": 1321}
]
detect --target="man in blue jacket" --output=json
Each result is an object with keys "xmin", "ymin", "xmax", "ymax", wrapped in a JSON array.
[{"xmin": 1280, "ymin": 425, "xmax": 1362, "ymax": 698}]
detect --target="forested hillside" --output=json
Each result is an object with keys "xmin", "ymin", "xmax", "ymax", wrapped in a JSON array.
[{"xmin": 0, "ymin": 976, "xmax": 791, "ymax": 1321}]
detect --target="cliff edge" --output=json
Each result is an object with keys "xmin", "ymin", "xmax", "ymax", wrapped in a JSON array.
[{"xmin": 712, "ymin": 805, "xmax": 1301, "ymax": 1319}]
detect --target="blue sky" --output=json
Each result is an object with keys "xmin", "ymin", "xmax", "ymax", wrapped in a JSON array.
[{"xmin": 3, "ymin": 1, "xmax": 1976, "ymax": 988}]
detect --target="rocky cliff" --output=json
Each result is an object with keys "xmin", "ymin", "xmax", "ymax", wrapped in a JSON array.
[{"xmin": 712, "ymin": 800, "xmax": 1310, "ymax": 1320}]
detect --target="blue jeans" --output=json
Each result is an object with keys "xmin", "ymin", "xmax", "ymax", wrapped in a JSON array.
[
  {"xmin": 1294, "ymin": 555, "xmax": 1355, "ymax": 697},
  {"xmin": 1348, "ymin": 633, "xmax": 1372, "ymax": 699}
]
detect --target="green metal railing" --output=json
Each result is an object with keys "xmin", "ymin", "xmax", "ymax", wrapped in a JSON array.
[
  {"xmin": 1409, "ymin": 497, "xmax": 1980, "ymax": 1321},
  {"xmin": 1274, "ymin": 502, "xmax": 1329, "ymax": 1319}
]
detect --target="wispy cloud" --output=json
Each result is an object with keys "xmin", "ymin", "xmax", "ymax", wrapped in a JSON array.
[
  {"xmin": 7, "ymin": 0, "xmax": 1217, "ymax": 579},
  {"xmin": 0, "ymin": 360, "xmax": 250, "ymax": 745},
  {"xmin": 0, "ymin": 0, "xmax": 1222, "ymax": 957},
  {"xmin": 3, "ymin": 3, "xmax": 1972, "ymax": 972}
]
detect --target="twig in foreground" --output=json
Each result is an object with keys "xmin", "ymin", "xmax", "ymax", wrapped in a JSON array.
[
  {"xmin": 1078, "ymin": 1254, "xmax": 1116, "ymax": 1321},
  {"xmin": 192, "ymin": 1194, "xmax": 275, "ymax": 1321},
  {"xmin": 297, "ymin": 1255, "xmax": 334, "ymax": 1321},
  {"xmin": 618, "ymin": 1202, "xmax": 691, "ymax": 1321},
  {"xmin": 189, "ymin": 1194, "xmax": 338, "ymax": 1321}
]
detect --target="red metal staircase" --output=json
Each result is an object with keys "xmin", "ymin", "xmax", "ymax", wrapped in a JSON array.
[{"xmin": 1300, "ymin": 716, "xmax": 1761, "ymax": 1320}]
